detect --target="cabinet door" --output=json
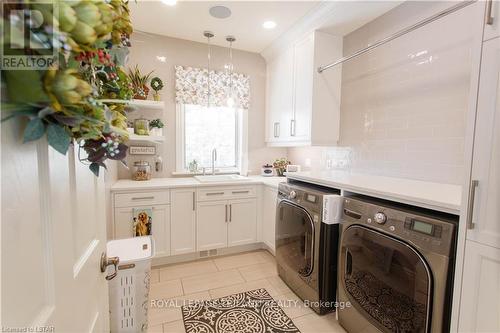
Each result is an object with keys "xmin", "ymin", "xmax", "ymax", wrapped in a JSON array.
[
  {"xmin": 113, "ymin": 205, "xmax": 171, "ymax": 257},
  {"xmin": 266, "ymin": 57, "xmax": 282, "ymax": 142},
  {"xmin": 262, "ymin": 187, "xmax": 278, "ymax": 252},
  {"xmin": 292, "ymin": 34, "xmax": 314, "ymax": 141},
  {"xmin": 228, "ymin": 198, "xmax": 257, "ymax": 247},
  {"xmin": 484, "ymin": 0, "xmax": 499, "ymax": 41},
  {"xmin": 468, "ymin": 37, "xmax": 500, "ymax": 248},
  {"xmin": 171, "ymin": 189, "xmax": 196, "ymax": 255},
  {"xmin": 197, "ymin": 201, "xmax": 228, "ymax": 251},
  {"xmin": 458, "ymin": 240, "xmax": 500, "ymax": 332}
]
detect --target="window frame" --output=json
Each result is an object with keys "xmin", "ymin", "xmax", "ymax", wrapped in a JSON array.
[{"xmin": 175, "ymin": 104, "xmax": 243, "ymax": 174}]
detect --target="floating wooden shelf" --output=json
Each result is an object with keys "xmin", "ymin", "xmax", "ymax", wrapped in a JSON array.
[
  {"xmin": 127, "ymin": 134, "xmax": 165, "ymax": 143},
  {"xmin": 98, "ymin": 99, "xmax": 165, "ymax": 110}
]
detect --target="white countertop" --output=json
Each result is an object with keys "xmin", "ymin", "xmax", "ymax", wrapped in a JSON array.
[
  {"xmin": 286, "ymin": 171, "xmax": 462, "ymax": 214},
  {"xmin": 111, "ymin": 175, "xmax": 286, "ymax": 192}
]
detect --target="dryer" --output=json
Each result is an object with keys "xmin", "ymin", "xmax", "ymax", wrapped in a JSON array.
[{"xmin": 338, "ymin": 196, "xmax": 458, "ymax": 333}]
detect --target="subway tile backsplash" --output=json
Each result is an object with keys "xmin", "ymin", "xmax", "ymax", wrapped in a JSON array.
[{"xmin": 288, "ymin": 2, "xmax": 478, "ymax": 185}]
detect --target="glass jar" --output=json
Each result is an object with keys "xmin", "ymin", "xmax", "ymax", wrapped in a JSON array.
[
  {"xmin": 132, "ymin": 161, "xmax": 151, "ymax": 181},
  {"xmin": 134, "ymin": 118, "xmax": 150, "ymax": 136}
]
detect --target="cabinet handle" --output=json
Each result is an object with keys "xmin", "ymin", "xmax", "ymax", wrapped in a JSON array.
[
  {"xmin": 206, "ymin": 192, "xmax": 224, "ymax": 196},
  {"xmin": 229, "ymin": 204, "xmax": 232, "ymax": 222},
  {"xmin": 225, "ymin": 204, "xmax": 228, "ymax": 222},
  {"xmin": 290, "ymin": 119, "xmax": 296, "ymax": 136},
  {"xmin": 232, "ymin": 190, "xmax": 249, "ymax": 194},
  {"xmin": 486, "ymin": 0, "xmax": 494, "ymax": 25},
  {"xmin": 274, "ymin": 122, "xmax": 280, "ymax": 138},
  {"xmin": 192, "ymin": 192, "xmax": 195, "ymax": 211},
  {"xmin": 131, "ymin": 196, "xmax": 154, "ymax": 201},
  {"xmin": 466, "ymin": 180, "xmax": 479, "ymax": 230}
]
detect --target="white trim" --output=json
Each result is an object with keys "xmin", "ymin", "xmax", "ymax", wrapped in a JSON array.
[{"xmin": 175, "ymin": 104, "xmax": 185, "ymax": 172}]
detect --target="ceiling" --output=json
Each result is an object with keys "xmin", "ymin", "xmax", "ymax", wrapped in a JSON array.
[
  {"xmin": 129, "ymin": 1, "xmax": 320, "ymax": 53},
  {"xmin": 130, "ymin": 1, "xmax": 403, "ymax": 54}
]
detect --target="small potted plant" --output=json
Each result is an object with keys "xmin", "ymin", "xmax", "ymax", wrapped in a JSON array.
[
  {"xmin": 149, "ymin": 118, "xmax": 164, "ymax": 136},
  {"xmin": 128, "ymin": 65, "xmax": 153, "ymax": 99},
  {"xmin": 150, "ymin": 77, "xmax": 164, "ymax": 101},
  {"xmin": 273, "ymin": 158, "xmax": 291, "ymax": 177}
]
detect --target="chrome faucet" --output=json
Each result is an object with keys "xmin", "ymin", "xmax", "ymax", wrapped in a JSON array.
[{"xmin": 211, "ymin": 148, "xmax": 217, "ymax": 175}]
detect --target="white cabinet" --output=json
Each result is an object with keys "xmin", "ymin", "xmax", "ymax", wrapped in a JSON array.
[
  {"xmin": 196, "ymin": 201, "xmax": 228, "ymax": 251},
  {"xmin": 196, "ymin": 188, "xmax": 257, "ymax": 251},
  {"xmin": 467, "ymin": 37, "xmax": 500, "ymax": 248},
  {"xmin": 265, "ymin": 31, "xmax": 343, "ymax": 147},
  {"xmin": 228, "ymin": 198, "xmax": 257, "ymax": 247},
  {"xmin": 113, "ymin": 204, "xmax": 171, "ymax": 257},
  {"xmin": 458, "ymin": 241, "xmax": 500, "ymax": 332},
  {"xmin": 262, "ymin": 186, "xmax": 278, "ymax": 252},
  {"xmin": 484, "ymin": 0, "xmax": 500, "ymax": 41},
  {"xmin": 458, "ymin": 32, "xmax": 500, "ymax": 333},
  {"xmin": 170, "ymin": 188, "xmax": 196, "ymax": 255}
]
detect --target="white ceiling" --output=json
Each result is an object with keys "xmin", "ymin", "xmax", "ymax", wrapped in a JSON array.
[
  {"xmin": 130, "ymin": 1, "xmax": 403, "ymax": 54},
  {"xmin": 129, "ymin": 1, "xmax": 321, "ymax": 53}
]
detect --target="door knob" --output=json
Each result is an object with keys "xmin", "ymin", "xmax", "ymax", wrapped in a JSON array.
[{"xmin": 100, "ymin": 252, "xmax": 120, "ymax": 281}]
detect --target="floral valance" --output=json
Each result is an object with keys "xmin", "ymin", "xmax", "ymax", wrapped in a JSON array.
[{"xmin": 175, "ymin": 65, "xmax": 250, "ymax": 109}]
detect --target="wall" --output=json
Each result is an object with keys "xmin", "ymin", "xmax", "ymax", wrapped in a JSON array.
[
  {"xmin": 288, "ymin": 1, "xmax": 481, "ymax": 185},
  {"xmin": 119, "ymin": 32, "xmax": 286, "ymax": 179}
]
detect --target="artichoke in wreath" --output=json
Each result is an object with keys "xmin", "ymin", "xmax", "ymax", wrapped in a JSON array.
[{"xmin": 44, "ymin": 69, "xmax": 92, "ymax": 110}]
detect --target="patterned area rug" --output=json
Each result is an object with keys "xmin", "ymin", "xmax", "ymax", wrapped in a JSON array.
[{"xmin": 181, "ymin": 288, "xmax": 301, "ymax": 333}]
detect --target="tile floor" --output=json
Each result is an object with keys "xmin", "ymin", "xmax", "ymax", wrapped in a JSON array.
[{"xmin": 148, "ymin": 250, "xmax": 346, "ymax": 333}]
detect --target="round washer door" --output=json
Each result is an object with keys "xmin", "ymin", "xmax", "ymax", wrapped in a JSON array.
[{"xmin": 339, "ymin": 225, "xmax": 432, "ymax": 333}]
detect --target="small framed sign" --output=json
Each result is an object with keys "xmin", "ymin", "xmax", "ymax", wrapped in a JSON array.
[{"xmin": 129, "ymin": 146, "xmax": 156, "ymax": 155}]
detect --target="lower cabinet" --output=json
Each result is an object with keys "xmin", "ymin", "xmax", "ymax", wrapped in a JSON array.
[
  {"xmin": 170, "ymin": 188, "xmax": 196, "ymax": 255},
  {"xmin": 262, "ymin": 186, "xmax": 278, "ymax": 252},
  {"xmin": 228, "ymin": 199, "xmax": 257, "ymax": 247},
  {"xmin": 113, "ymin": 204, "xmax": 171, "ymax": 257},
  {"xmin": 197, "ymin": 198, "xmax": 257, "ymax": 251},
  {"xmin": 458, "ymin": 240, "xmax": 500, "ymax": 332},
  {"xmin": 196, "ymin": 201, "xmax": 228, "ymax": 251}
]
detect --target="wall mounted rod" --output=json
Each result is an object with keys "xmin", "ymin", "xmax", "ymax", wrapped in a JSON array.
[{"xmin": 317, "ymin": 0, "xmax": 476, "ymax": 73}]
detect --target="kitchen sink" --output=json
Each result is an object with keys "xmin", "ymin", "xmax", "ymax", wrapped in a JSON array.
[{"xmin": 194, "ymin": 175, "xmax": 250, "ymax": 183}]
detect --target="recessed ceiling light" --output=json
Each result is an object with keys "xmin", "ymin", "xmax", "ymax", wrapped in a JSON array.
[
  {"xmin": 161, "ymin": 0, "xmax": 177, "ymax": 6},
  {"xmin": 209, "ymin": 6, "xmax": 231, "ymax": 19},
  {"xmin": 262, "ymin": 21, "xmax": 277, "ymax": 29}
]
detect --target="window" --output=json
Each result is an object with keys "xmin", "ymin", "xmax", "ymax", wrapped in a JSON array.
[{"xmin": 177, "ymin": 104, "xmax": 241, "ymax": 172}]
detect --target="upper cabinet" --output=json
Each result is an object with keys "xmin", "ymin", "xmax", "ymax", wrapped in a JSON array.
[
  {"xmin": 484, "ymin": 0, "xmax": 499, "ymax": 41},
  {"xmin": 265, "ymin": 31, "xmax": 343, "ymax": 147}
]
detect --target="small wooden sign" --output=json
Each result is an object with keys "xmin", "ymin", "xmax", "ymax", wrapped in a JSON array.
[{"xmin": 129, "ymin": 146, "xmax": 156, "ymax": 155}]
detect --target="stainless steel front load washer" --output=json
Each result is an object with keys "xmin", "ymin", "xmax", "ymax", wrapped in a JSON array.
[
  {"xmin": 338, "ymin": 196, "xmax": 458, "ymax": 333},
  {"xmin": 275, "ymin": 180, "xmax": 342, "ymax": 314}
]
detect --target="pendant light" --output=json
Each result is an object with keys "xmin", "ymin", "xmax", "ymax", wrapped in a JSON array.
[
  {"xmin": 225, "ymin": 35, "xmax": 236, "ymax": 108},
  {"xmin": 204, "ymin": 31, "xmax": 214, "ymax": 108}
]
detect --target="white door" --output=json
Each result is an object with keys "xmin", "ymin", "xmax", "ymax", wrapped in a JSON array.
[
  {"xmin": 171, "ymin": 188, "xmax": 196, "ymax": 255},
  {"xmin": 196, "ymin": 201, "xmax": 228, "ymax": 251},
  {"xmin": 1, "ymin": 119, "xmax": 109, "ymax": 331},
  {"xmin": 484, "ymin": 0, "xmax": 500, "ymax": 41},
  {"xmin": 292, "ymin": 33, "xmax": 314, "ymax": 141},
  {"xmin": 228, "ymin": 198, "xmax": 257, "ymax": 247},
  {"xmin": 458, "ymin": 240, "xmax": 500, "ymax": 332},
  {"xmin": 113, "ymin": 205, "xmax": 170, "ymax": 257},
  {"xmin": 262, "ymin": 187, "xmax": 278, "ymax": 252},
  {"xmin": 266, "ymin": 57, "xmax": 282, "ymax": 142},
  {"xmin": 468, "ymin": 36, "xmax": 500, "ymax": 248}
]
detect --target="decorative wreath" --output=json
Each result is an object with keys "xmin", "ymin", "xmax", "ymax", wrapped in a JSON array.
[{"xmin": 150, "ymin": 77, "xmax": 164, "ymax": 92}]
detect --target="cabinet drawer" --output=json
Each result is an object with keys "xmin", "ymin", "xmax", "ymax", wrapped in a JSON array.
[
  {"xmin": 114, "ymin": 191, "xmax": 170, "ymax": 208},
  {"xmin": 197, "ymin": 186, "xmax": 256, "ymax": 201}
]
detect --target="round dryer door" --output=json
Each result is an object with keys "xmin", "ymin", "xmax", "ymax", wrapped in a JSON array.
[{"xmin": 339, "ymin": 225, "xmax": 432, "ymax": 333}]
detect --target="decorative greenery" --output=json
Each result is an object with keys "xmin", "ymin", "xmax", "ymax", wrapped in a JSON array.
[
  {"xmin": 149, "ymin": 118, "xmax": 164, "ymax": 129},
  {"xmin": 150, "ymin": 77, "xmax": 164, "ymax": 92},
  {"xmin": 1, "ymin": 0, "xmax": 134, "ymax": 176},
  {"xmin": 127, "ymin": 65, "xmax": 153, "ymax": 99},
  {"xmin": 273, "ymin": 158, "xmax": 291, "ymax": 177}
]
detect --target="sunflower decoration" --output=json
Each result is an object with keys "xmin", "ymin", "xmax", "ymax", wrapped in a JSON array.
[{"xmin": 1, "ymin": 0, "xmax": 134, "ymax": 176}]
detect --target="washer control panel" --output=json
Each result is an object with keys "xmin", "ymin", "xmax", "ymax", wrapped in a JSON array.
[{"xmin": 342, "ymin": 197, "xmax": 457, "ymax": 256}]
